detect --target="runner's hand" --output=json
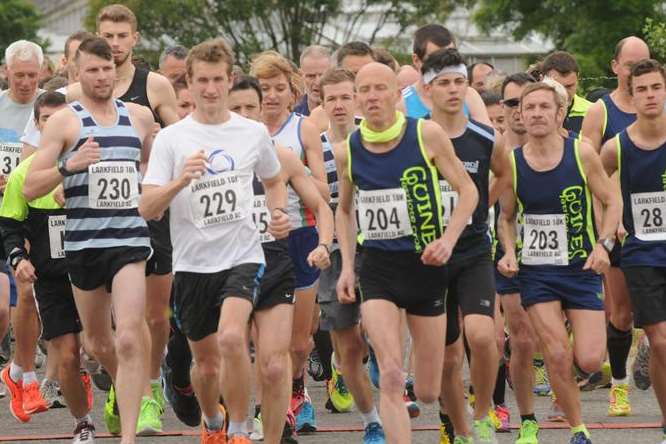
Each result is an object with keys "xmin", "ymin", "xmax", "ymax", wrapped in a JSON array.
[
  {"xmin": 15, "ymin": 259, "xmax": 37, "ymax": 283},
  {"xmin": 616, "ymin": 223, "xmax": 627, "ymax": 243},
  {"xmin": 268, "ymin": 209, "xmax": 290, "ymax": 239},
  {"xmin": 307, "ymin": 245, "xmax": 330, "ymax": 270},
  {"xmin": 421, "ymin": 238, "xmax": 452, "ymax": 266},
  {"xmin": 583, "ymin": 244, "xmax": 610, "ymax": 275},
  {"xmin": 179, "ymin": 150, "xmax": 207, "ymax": 187},
  {"xmin": 54, "ymin": 184, "xmax": 65, "ymax": 207},
  {"xmin": 66, "ymin": 136, "xmax": 101, "ymax": 172},
  {"xmin": 0, "ymin": 175, "xmax": 6, "ymax": 193},
  {"xmin": 497, "ymin": 252, "xmax": 519, "ymax": 278},
  {"xmin": 337, "ymin": 268, "xmax": 356, "ymax": 304}
]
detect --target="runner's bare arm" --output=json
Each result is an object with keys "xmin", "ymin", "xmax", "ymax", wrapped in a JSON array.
[
  {"xmin": 127, "ymin": 103, "xmax": 156, "ymax": 164},
  {"xmin": 581, "ymin": 101, "xmax": 605, "ymax": 153},
  {"xmin": 496, "ymin": 170, "xmax": 519, "ymax": 276},
  {"xmin": 333, "ymin": 140, "xmax": 357, "ymax": 302},
  {"xmin": 489, "ymin": 132, "xmax": 510, "ymax": 207},
  {"xmin": 147, "ymin": 72, "xmax": 180, "ymax": 126},
  {"xmin": 465, "ymin": 87, "xmax": 492, "ymax": 125},
  {"xmin": 300, "ymin": 118, "xmax": 330, "ymax": 201},
  {"xmin": 599, "ymin": 137, "xmax": 619, "ymax": 176}
]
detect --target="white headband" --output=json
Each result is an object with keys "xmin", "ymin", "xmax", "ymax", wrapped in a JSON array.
[{"xmin": 423, "ymin": 64, "xmax": 468, "ymax": 85}]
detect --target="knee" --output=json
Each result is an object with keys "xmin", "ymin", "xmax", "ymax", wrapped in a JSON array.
[
  {"xmin": 649, "ymin": 334, "xmax": 666, "ymax": 356},
  {"xmin": 57, "ymin": 349, "xmax": 80, "ymax": 373},
  {"xmin": 290, "ymin": 334, "xmax": 312, "ymax": 358},
  {"xmin": 219, "ymin": 328, "xmax": 246, "ymax": 356},
  {"xmin": 443, "ymin": 349, "xmax": 463, "ymax": 376},
  {"xmin": 338, "ymin": 336, "xmax": 365, "ymax": 369},
  {"xmin": 510, "ymin": 329, "xmax": 535, "ymax": 360},
  {"xmin": 544, "ymin": 343, "xmax": 572, "ymax": 376},
  {"xmin": 85, "ymin": 334, "xmax": 114, "ymax": 361},
  {"xmin": 259, "ymin": 352, "xmax": 289, "ymax": 386},
  {"xmin": 115, "ymin": 331, "xmax": 141, "ymax": 359},
  {"xmin": 576, "ymin": 352, "xmax": 604, "ymax": 375},
  {"xmin": 378, "ymin": 360, "xmax": 404, "ymax": 395},
  {"xmin": 194, "ymin": 356, "xmax": 220, "ymax": 381},
  {"xmin": 415, "ymin": 384, "xmax": 439, "ymax": 404},
  {"xmin": 146, "ymin": 308, "xmax": 169, "ymax": 331},
  {"xmin": 610, "ymin": 311, "xmax": 633, "ymax": 330}
]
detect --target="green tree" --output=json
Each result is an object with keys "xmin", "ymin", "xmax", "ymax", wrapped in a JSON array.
[
  {"xmin": 0, "ymin": 0, "xmax": 48, "ymax": 62},
  {"xmin": 473, "ymin": 0, "xmax": 666, "ymax": 89},
  {"xmin": 86, "ymin": 0, "xmax": 449, "ymax": 65},
  {"xmin": 644, "ymin": 18, "xmax": 666, "ymax": 62}
]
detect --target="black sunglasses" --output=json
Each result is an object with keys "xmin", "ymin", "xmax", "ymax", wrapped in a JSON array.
[{"xmin": 502, "ymin": 98, "xmax": 520, "ymax": 108}]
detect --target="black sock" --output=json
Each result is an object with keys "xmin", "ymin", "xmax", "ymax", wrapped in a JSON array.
[
  {"xmin": 313, "ymin": 328, "xmax": 333, "ymax": 380},
  {"xmin": 254, "ymin": 404, "xmax": 261, "ymax": 418},
  {"xmin": 521, "ymin": 413, "xmax": 537, "ymax": 423},
  {"xmin": 493, "ymin": 361, "xmax": 507, "ymax": 406},
  {"xmin": 439, "ymin": 412, "xmax": 455, "ymax": 439},
  {"xmin": 166, "ymin": 326, "xmax": 193, "ymax": 388},
  {"xmin": 292, "ymin": 375, "xmax": 304, "ymax": 393},
  {"xmin": 607, "ymin": 322, "xmax": 632, "ymax": 380}
]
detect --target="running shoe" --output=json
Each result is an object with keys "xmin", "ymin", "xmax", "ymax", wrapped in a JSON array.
[
  {"xmin": 92, "ymin": 368, "xmax": 112, "ymax": 392},
  {"xmin": 632, "ymin": 335, "xmax": 651, "ymax": 390},
  {"xmin": 103, "ymin": 385, "xmax": 120, "ymax": 435},
  {"xmin": 228, "ymin": 435, "xmax": 252, "ymax": 444},
  {"xmin": 295, "ymin": 389, "xmax": 317, "ymax": 434},
  {"xmin": 250, "ymin": 412, "xmax": 264, "ymax": 441},
  {"xmin": 307, "ymin": 349, "xmax": 325, "ymax": 382},
  {"xmin": 404, "ymin": 390, "xmax": 420, "ymax": 418},
  {"xmin": 363, "ymin": 422, "xmax": 386, "ymax": 444},
  {"xmin": 161, "ymin": 359, "xmax": 201, "ymax": 427},
  {"xmin": 439, "ymin": 424, "xmax": 452, "ymax": 444},
  {"xmin": 473, "ymin": 415, "xmax": 499, "ymax": 443},
  {"xmin": 405, "ymin": 375, "xmax": 417, "ymax": 402},
  {"xmin": 368, "ymin": 346, "xmax": 380, "ymax": 389},
  {"xmin": 328, "ymin": 357, "xmax": 353, "ymax": 412},
  {"xmin": 494, "ymin": 404, "xmax": 510, "ymax": 433},
  {"xmin": 151, "ymin": 379, "xmax": 166, "ymax": 413},
  {"xmin": 23, "ymin": 380, "xmax": 49, "ymax": 414},
  {"xmin": 40, "ymin": 378, "xmax": 65, "ymax": 408},
  {"xmin": 547, "ymin": 398, "xmax": 566, "ymax": 422},
  {"xmin": 533, "ymin": 359, "xmax": 551, "ymax": 396},
  {"xmin": 81, "ymin": 371, "xmax": 94, "ymax": 412},
  {"xmin": 1, "ymin": 366, "xmax": 30, "ymax": 422},
  {"xmin": 291, "ymin": 379, "xmax": 306, "ymax": 415},
  {"xmin": 516, "ymin": 419, "xmax": 539, "ymax": 444},
  {"xmin": 72, "ymin": 420, "xmax": 96, "ymax": 444},
  {"xmin": 137, "ymin": 396, "xmax": 163, "ymax": 435},
  {"xmin": 608, "ymin": 383, "xmax": 631, "ymax": 416},
  {"xmin": 281, "ymin": 409, "xmax": 298, "ymax": 443},
  {"xmin": 453, "ymin": 436, "xmax": 474, "ymax": 444},
  {"xmin": 569, "ymin": 431, "xmax": 591, "ymax": 444}
]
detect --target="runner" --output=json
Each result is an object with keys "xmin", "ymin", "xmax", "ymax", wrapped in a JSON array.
[
  {"xmin": 0, "ymin": 39, "xmax": 48, "ymax": 423},
  {"xmin": 140, "ymin": 38, "xmax": 290, "ymax": 444},
  {"xmin": 294, "ymin": 45, "xmax": 331, "ymax": 116},
  {"xmin": 251, "ymin": 50, "xmax": 328, "ymax": 434},
  {"xmin": 497, "ymin": 81, "xmax": 621, "ymax": 444},
  {"xmin": 481, "ymin": 91, "xmax": 505, "ymax": 134},
  {"xmin": 600, "ymin": 57, "xmax": 666, "ymax": 444},
  {"xmin": 541, "ymin": 51, "xmax": 591, "ymax": 135},
  {"xmin": 400, "ymin": 24, "xmax": 490, "ymax": 125},
  {"xmin": 23, "ymin": 36, "xmax": 156, "ymax": 444},
  {"xmin": 581, "ymin": 36, "xmax": 651, "ymax": 416},
  {"xmin": 422, "ymin": 48, "xmax": 508, "ymax": 444},
  {"xmin": 229, "ymin": 74, "xmax": 334, "ymax": 444},
  {"xmin": 468, "ymin": 62, "xmax": 494, "ymax": 94},
  {"xmin": 158, "ymin": 45, "xmax": 188, "ymax": 84},
  {"xmin": 316, "ymin": 67, "xmax": 386, "ymax": 443},
  {"xmin": 0, "ymin": 91, "xmax": 94, "ymax": 443},
  {"xmin": 335, "ymin": 61, "xmax": 478, "ymax": 444},
  {"xmin": 172, "ymin": 76, "xmax": 194, "ymax": 119}
]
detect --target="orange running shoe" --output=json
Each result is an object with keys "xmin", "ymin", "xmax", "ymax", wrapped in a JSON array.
[
  {"xmin": 201, "ymin": 404, "xmax": 227, "ymax": 444},
  {"xmin": 1, "ymin": 366, "xmax": 30, "ymax": 423},
  {"xmin": 227, "ymin": 435, "xmax": 252, "ymax": 444},
  {"xmin": 23, "ymin": 381, "xmax": 49, "ymax": 414}
]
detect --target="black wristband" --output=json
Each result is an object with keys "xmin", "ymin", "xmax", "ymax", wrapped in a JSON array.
[{"xmin": 318, "ymin": 243, "xmax": 331, "ymax": 254}]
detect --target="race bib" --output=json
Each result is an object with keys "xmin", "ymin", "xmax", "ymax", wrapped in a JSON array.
[
  {"xmin": 439, "ymin": 180, "xmax": 472, "ymax": 226},
  {"xmin": 88, "ymin": 162, "xmax": 139, "ymax": 209},
  {"xmin": 0, "ymin": 142, "xmax": 21, "ymax": 175},
  {"xmin": 357, "ymin": 188, "xmax": 412, "ymax": 240},
  {"xmin": 48, "ymin": 215, "xmax": 66, "ymax": 259},
  {"xmin": 631, "ymin": 191, "xmax": 666, "ymax": 241},
  {"xmin": 190, "ymin": 171, "xmax": 249, "ymax": 228},
  {"xmin": 252, "ymin": 195, "xmax": 275, "ymax": 243},
  {"xmin": 521, "ymin": 213, "xmax": 568, "ymax": 266}
]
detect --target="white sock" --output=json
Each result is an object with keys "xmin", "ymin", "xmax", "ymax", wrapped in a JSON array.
[
  {"xmin": 204, "ymin": 412, "xmax": 225, "ymax": 431},
  {"xmin": 23, "ymin": 371, "xmax": 38, "ymax": 385},
  {"xmin": 75, "ymin": 414, "xmax": 92, "ymax": 425},
  {"xmin": 360, "ymin": 406, "xmax": 381, "ymax": 428},
  {"xmin": 9, "ymin": 362, "xmax": 23, "ymax": 382},
  {"xmin": 228, "ymin": 420, "xmax": 248, "ymax": 436},
  {"xmin": 612, "ymin": 377, "xmax": 628, "ymax": 386}
]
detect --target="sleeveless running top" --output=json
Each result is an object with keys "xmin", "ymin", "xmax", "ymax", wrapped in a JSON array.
[
  {"xmin": 117, "ymin": 67, "xmax": 163, "ymax": 128},
  {"xmin": 511, "ymin": 137, "xmax": 595, "ymax": 271},
  {"xmin": 402, "ymin": 84, "xmax": 469, "ymax": 119},
  {"xmin": 348, "ymin": 117, "xmax": 443, "ymax": 252},
  {"xmin": 251, "ymin": 175, "xmax": 289, "ymax": 253},
  {"xmin": 61, "ymin": 100, "xmax": 149, "ymax": 252},
  {"xmin": 321, "ymin": 132, "xmax": 338, "ymax": 207},
  {"xmin": 271, "ymin": 112, "xmax": 316, "ymax": 228},
  {"xmin": 617, "ymin": 130, "xmax": 666, "ymax": 267},
  {"xmin": 447, "ymin": 119, "xmax": 495, "ymax": 261},
  {"xmin": 600, "ymin": 94, "xmax": 636, "ymax": 145}
]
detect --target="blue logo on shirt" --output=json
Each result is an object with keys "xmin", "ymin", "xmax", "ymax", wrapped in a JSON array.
[{"xmin": 206, "ymin": 149, "xmax": 235, "ymax": 175}]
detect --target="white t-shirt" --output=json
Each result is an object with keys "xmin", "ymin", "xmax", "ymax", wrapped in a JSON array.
[
  {"xmin": 20, "ymin": 86, "xmax": 68, "ymax": 147},
  {"xmin": 143, "ymin": 112, "xmax": 281, "ymax": 273}
]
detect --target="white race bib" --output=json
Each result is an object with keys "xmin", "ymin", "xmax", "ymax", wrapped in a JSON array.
[
  {"xmin": 357, "ymin": 188, "xmax": 413, "ymax": 240},
  {"xmin": 190, "ymin": 171, "xmax": 249, "ymax": 228},
  {"xmin": 0, "ymin": 142, "xmax": 21, "ymax": 176},
  {"xmin": 631, "ymin": 191, "xmax": 666, "ymax": 241},
  {"xmin": 88, "ymin": 161, "xmax": 139, "ymax": 209},
  {"xmin": 521, "ymin": 213, "xmax": 568, "ymax": 266},
  {"xmin": 252, "ymin": 195, "xmax": 275, "ymax": 243},
  {"xmin": 47, "ymin": 215, "xmax": 66, "ymax": 259},
  {"xmin": 439, "ymin": 180, "xmax": 472, "ymax": 226}
]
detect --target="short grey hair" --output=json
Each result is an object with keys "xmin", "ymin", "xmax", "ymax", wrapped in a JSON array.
[
  {"xmin": 299, "ymin": 45, "xmax": 331, "ymax": 66},
  {"xmin": 159, "ymin": 45, "xmax": 188, "ymax": 68},
  {"xmin": 5, "ymin": 40, "xmax": 43, "ymax": 67}
]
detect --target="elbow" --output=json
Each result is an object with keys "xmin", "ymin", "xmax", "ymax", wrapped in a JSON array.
[
  {"xmin": 22, "ymin": 181, "xmax": 39, "ymax": 202},
  {"xmin": 138, "ymin": 198, "xmax": 155, "ymax": 221}
]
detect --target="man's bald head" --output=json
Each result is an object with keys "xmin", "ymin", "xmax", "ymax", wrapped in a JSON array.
[
  {"xmin": 614, "ymin": 36, "xmax": 650, "ymax": 62},
  {"xmin": 355, "ymin": 62, "xmax": 401, "ymax": 127},
  {"xmin": 356, "ymin": 62, "xmax": 398, "ymax": 90}
]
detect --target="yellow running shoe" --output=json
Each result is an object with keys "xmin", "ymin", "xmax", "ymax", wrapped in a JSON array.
[
  {"xmin": 328, "ymin": 356, "xmax": 353, "ymax": 413},
  {"xmin": 440, "ymin": 423, "xmax": 452, "ymax": 444},
  {"xmin": 608, "ymin": 383, "xmax": 631, "ymax": 416}
]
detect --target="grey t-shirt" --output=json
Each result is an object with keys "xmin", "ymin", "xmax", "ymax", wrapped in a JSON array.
[{"xmin": 0, "ymin": 89, "xmax": 41, "ymax": 175}]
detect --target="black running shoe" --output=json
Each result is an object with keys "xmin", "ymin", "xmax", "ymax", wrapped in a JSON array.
[{"xmin": 161, "ymin": 359, "xmax": 201, "ymax": 427}]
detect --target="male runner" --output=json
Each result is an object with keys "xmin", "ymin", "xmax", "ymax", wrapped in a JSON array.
[
  {"xmin": 481, "ymin": 92, "xmax": 505, "ymax": 134},
  {"xmin": 158, "ymin": 45, "xmax": 188, "ymax": 84},
  {"xmin": 422, "ymin": 48, "xmax": 507, "ymax": 443},
  {"xmin": 335, "ymin": 62, "xmax": 478, "ymax": 444},
  {"xmin": 581, "ymin": 36, "xmax": 651, "ymax": 416},
  {"xmin": 251, "ymin": 50, "xmax": 328, "ymax": 433},
  {"xmin": 0, "ymin": 91, "xmax": 94, "ymax": 443},
  {"xmin": 316, "ymin": 67, "xmax": 386, "ymax": 443},
  {"xmin": 497, "ymin": 81, "xmax": 621, "ymax": 444},
  {"xmin": 469, "ymin": 62, "xmax": 494, "ymax": 94},
  {"xmin": 23, "ymin": 36, "xmax": 156, "ymax": 444},
  {"xmin": 0, "ymin": 39, "xmax": 48, "ymax": 422},
  {"xmin": 600, "ymin": 58, "xmax": 666, "ymax": 444},
  {"xmin": 294, "ymin": 45, "xmax": 331, "ymax": 116},
  {"xmin": 139, "ymin": 38, "xmax": 290, "ymax": 444},
  {"xmin": 541, "ymin": 51, "xmax": 591, "ymax": 135},
  {"xmin": 228, "ymin": 74, "xmax": 334, "ymax": 444}
]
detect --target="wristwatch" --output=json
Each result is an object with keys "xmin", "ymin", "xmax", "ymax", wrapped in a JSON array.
[
  {"xmin": 319, "ymin": 242, "xmax": 331, "ymax": 254},
  {"xmin": 598, "ymin": 238, "xmax": 615, "ymax": 254},
  {"xmin": 9, "ymin": 248, "xmax": 28, "ymax": 270},
  {"xmin": 57, "ymin": 158, "xmax": 72, "ymax": 177}
]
